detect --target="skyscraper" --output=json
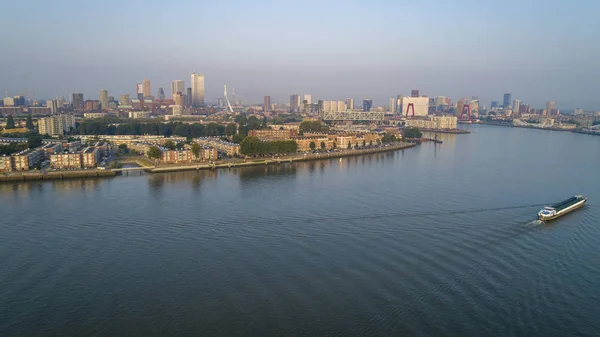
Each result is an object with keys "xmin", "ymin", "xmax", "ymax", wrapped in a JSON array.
[
  {"xmin": 491, "ymin": 101, "xmax": 498, "ymax": 108},
  {"xmin": 345, "ymin": 98, "xmax": 354, "ymax": 110},
  {"xmin": 362, "ymin": 99, "xmax": 373, "ymax": 112},
  {"xmin": 503, "ymin": 93, "xmax": 512, "ymax": 108},
  {"xmin": 186, "ymin": 88, "xmax": 192, "ymax": 107},
  {"xmin": 513, "ymin": 100, "xmax": 521, "ymax": 115},
  {"xmin": 303, "ymin": 94, "xmax": 312, "ymax": 105},
  {"xmin": 173, "ymin": 92, "xmax": 185, "ymax": 106},
  {"xmin": 157, "ymin": 88, "xmax": 165, "ymax": 100},
  {"xmin": 290, "ymin": 94, "xmax": 300, "ymax": 112},
  {"xmin": 136, "ymin": 83, "xmax": 144, "ymax": 101},
  {"xmin": 546, "ymin": 101, "xmax": 555, "ymax": 115},
  {"xmin": 99, "ymin": 90, "xmax": 108, "ymax": 110},
  {"xmin": 264, "ymin": 96, "xmax": 271, "ymax": 112},
  {"xmin": 411, "ymin": 90, "xmax": 419, "ymax": 97},
  {"xmin": 120, "ymin": 94, "xmax": 131, "ymax": 106},
  {"xmin": 72, "ymin": 93, "xmax": 83, "ymax": 111},
  {"xmin": 389, "ymin": 98, "xmax": 396, "ymax": 113},
  {"xmin": 171, "ymin": 80, "xmax": 185, "ymax": 98},
  {"xmin": 143, "ymin": 79, "xmax": 151, "ymax": 97},
  {"xmin": 191, "ymin": 73, "xmax": 205, "ymax": 107}
]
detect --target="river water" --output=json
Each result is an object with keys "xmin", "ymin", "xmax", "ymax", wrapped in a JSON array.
[{"xmin": 1, "ymin": 125, "xmax": 599, "ymax": 336}]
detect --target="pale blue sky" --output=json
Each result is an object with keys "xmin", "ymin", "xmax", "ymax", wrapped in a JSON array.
[{"xmin": 1, "ymin": 0, "xmax": 599, "ymax": 109}]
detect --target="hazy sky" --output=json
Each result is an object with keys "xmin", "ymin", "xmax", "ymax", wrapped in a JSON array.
[{"xmin": 2, "ymin": 0, "xmax": 599, "ymax": 109}]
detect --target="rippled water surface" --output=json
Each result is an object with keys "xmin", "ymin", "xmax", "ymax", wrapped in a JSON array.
[{"xmin": 1, "ymin": 125, "xmax": 599, "ymax": 336}]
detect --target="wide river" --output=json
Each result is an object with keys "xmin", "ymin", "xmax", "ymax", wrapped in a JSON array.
[{"xmin": 1, "ymin": 125, "xmax": 599, "ymax": 336}]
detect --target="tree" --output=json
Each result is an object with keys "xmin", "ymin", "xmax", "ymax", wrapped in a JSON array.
[
  {"xmin": 27, "ymin": 133, "xmax": 42, "ymax": 149},
  {"xmin": 147, "ymin": 146, "xmax": 161, "ymax": 160},
  {"xmin": 191, "ymin": 143, "xmax": 201, "ymax": 160},
  {"xmin": 175, "ymin": 142, "xmax": 184, "ymax": 150},
  {"xmin": 362, "ymin": 140, "xmax": 366, "ymax": 147},
  {"xmin": 5, "ymin": 115, "xmax": 16, "ymax": 129},
  {"xmin": 162, "ymin": 140, "xmax": 176, "ymax": 150},
  {"xmin": 309, "ymin": 141, "xmax": 316, "ymax": 151},
  {"xmin": 118, "ymin": 144, "xmax": 128, "ymax": 153},
  {"xmin": 347, "ymin": 142, "xmax": 352, "ymax": 149},
  {"xmin": 299, "ymin": 121, "xmax": 328, "ymax": 134},
  {"xmin": 333, "ymin": 142, "xmax": 337, "ymax": 149},
  {"xmin": 402, "ymin": 127, "xmax": 422, "ymax": 139},
  {"xmin": 26, "ymin": 115, "xmax": 34, "ymax": 129},
  {"xmin": 369, "ymin": 141, "xmax": 373, "ymax": 147},
  {"xmin": 231, "ymin": 134, "xmax": 245, "ymax": 144},
  {"xmin": 225, "ymin": 123, "xmax": 237, "ymax": 136},
  {"xmin": 320, "ymin": 141, "xmax": 326, "ymax": 150}
]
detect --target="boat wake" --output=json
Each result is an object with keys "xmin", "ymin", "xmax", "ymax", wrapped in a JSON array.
[{"xmin": 526, "ymin": 220, "xmax": 545, "ymax": 227}]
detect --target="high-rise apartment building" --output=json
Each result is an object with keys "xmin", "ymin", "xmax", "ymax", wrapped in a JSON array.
[
  {"xmin": 389, "ymin": 98, "xmax": 396, "ymax": 113},
  {"xmin": 264, "ymin": 96, "xmax": 271, "ymax": 112},
  {"xmin": 72, "ymin": 93, "xmax": 84, "ymax": 111},
  {"xmin": 546, "ymin": 101, "xmax": 555, "ymax": 115},
  {"xmin": 143, "ymin": 79, "xmax": 151, "ymax": 97},
  {"xmin": 303, "ymin": 94, "xmax": 312, "ymax": 105},
  {"xmin": 171, "ymin": 80, "xmax": 185, "ymax": 98},
  {"xmin": 99, "ymin": 90, "xmax": 109, "ymax": 110},
  {"xmin": 47, "ymin": 99, "xmax": 59, "ymax": 114},
  {"xmin": 38, "ymin": 114, "xmax": 76, "ymax": 137},
  {"xmin": 136, "ymin": 83, "xmax": 143, "ymax": 100},
  {"xmin": 491, "ymin": 101, "xmax": 498, "ymax": 108},
  {"xmin": 120, "ymin": 94, "xmax": 131, "ymax": 106},
  {"xmin": 290, "ymin": 94, "xmax": 300, "ymax": 112},
  {"xmin": 503, "ymin": 93, "xmax": 512, "ymax": 108},
  {"xmin": 345, "ymin": 98, "xmax": 354, "ymax": 110},
  {"xmin": 191, "ymin": 73, "xmax": 205, "ymax": 107},
  {"xmin": 362, "ymin": 99, "xmax": 373, "ymax": 112}
]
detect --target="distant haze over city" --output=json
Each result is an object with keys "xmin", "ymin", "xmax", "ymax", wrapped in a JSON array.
[{"xmin": 1, "ymin": 0, "xmax": 599, "ymax": 110}]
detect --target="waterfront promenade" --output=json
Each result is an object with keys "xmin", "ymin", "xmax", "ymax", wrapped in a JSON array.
[{"xmin": 0, "ymin": 142, "xmax": 415, "ymax": 182}]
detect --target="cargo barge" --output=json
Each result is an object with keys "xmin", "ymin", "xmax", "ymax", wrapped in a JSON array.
[{"xmin": 538, "ymin": 195, "xmax": 587, "ymax": 221}]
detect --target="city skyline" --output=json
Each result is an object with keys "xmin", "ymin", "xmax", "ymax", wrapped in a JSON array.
[{"xmin": 1, "ymin": 0, "xmax": 599, "ymax": 109}]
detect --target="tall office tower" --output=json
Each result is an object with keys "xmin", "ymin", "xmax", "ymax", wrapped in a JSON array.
[
  {"xmin": 191, "ymin": 73, "xmax": 205, "ymax": 107},
  {"xmin": 546, "ymin": 101, "xmax": 555, "ymax": 115},
  {"xmin": 411, "ymin": 90, "xmax": 419, "ymax": 97},
  {"xmin": 362, "ymin": 99, "xmax": 373, "ymax": 112},
  {"xmin": 503, "ymin": 93, "xmax": 512, "ymax": 108},
  {"xmin": 290, "ymin": 94, "xmax": 300, "ymax": 112},
  {"xmin": 171, "ymin": 80, "xmax": 185, "ymax": 98},
  {"xmin": 389, "ymin": 98, "xmax": 396, "ymax": 113},
  {"xmin": 491, "ymin": 101, "xmax": 498, "ymax": 108},
  {"xmin": 303, "ymin": 94, "xmax": 312, "ymax": 105},
  {"xmin": 157, "ymin": 88, "xmax": 165, "ymax": 100},
  {"xmin": 173, "ymin": 92, "xmax": 185, "ymax": 106},
  {"xmin": 186, "ymin": 87, "xmax": 192, "ymax": 106},
  {"xmin": 323, "ymin": 101, "xmax": 331, "ymax": 112},
  {"xmin": 143, "ymin": 79, "xmax": 151, "ymax": 97},
  {"xmin": 72, "ymin": 93, "xmax": 84, "ymax": 111},
  {"xmin": 263, "ymin": 96, "xmax": 271, "ymax": 112},
  {"xmin": 345, "ymin": 98, "xmax": 354, "ymax": 110},
  {"xmin": 136, "ymin": 83, "xmax": 144, "ymax": 101},
  {"xmin": 337, "ymin": 101, "xmax": 346, "ymax": 112},
  {"xmin": 99, "ymin": 90, "xmax": 109, "ymax": 110},
  {"xmin": 513, "ymin": 100, "xmax": 521, "ymax": 115},
  {"xmin": 120, "ymin": 94, "xmax": 131, "ymax": 106}
]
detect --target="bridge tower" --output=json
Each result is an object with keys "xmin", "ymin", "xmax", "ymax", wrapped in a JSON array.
[
  {"xmin": 460, "ymin": 104, "xmax": 471, "ymax": 121},
  {"xmin": 405, "ymin": 103, "xmax": 415, "ymax": 118}
]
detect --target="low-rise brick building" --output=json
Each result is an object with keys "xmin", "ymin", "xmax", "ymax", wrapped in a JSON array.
[
  {"xmin": 50, "ymin": 152, "xmax": 82, "ymax": 169},
  {"xmin": 248, "ymin": 129, "xmax": 298, "ymax": 141},
  {"xmin": 82, "ymin": 147, "xmax": 101, "ymax": 168}
]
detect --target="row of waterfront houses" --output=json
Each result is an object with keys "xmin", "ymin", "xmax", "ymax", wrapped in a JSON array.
[{"xmin": 0, "ymin": 142, "xmax": 109, "ymax": 172}]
